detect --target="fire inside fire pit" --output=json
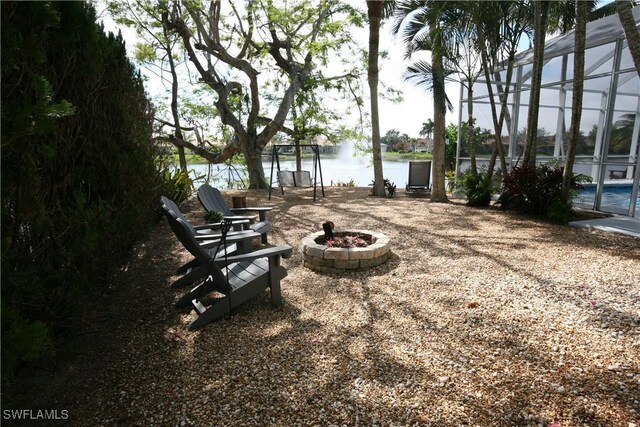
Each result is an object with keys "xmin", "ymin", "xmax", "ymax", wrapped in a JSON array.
[{"xmin": 302, "ymin": 227, "xmax": 391, "ymax": 273}]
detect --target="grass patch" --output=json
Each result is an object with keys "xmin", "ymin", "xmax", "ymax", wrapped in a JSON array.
[{"xmin": 383, "ymin": 152, "xmax": 433, "ymax": 161}]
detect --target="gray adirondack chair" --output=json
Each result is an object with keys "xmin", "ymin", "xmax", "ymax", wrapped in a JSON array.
[
  {"xmin": 169, "ymin": 215, "xmax": 292, "ymax": 330},
  {"xmin": 161, "ymin": 196, "xmax": 250, "ymax": 238},
  {"xmin": 160, "ymin": 196, "xmax": 258, "ymax": 283},
  {"xmin": 197, "ymin": 184, "xmax": 272, "ymax": 244},
  {"xmin": 406, "ymin": 161, "xmax": 431, "ymax": 192}
]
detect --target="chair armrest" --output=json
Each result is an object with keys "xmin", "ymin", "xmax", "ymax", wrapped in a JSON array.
[
  {"xmin": 193, "ymin": 219, "xmax": 250, "ymax": 231},
  {"xmin": 199, "ymin": 231, "xmax": 261, "ymax": 249},
  {"xmin": 230, "ymin": 207, "xmax": 271, "ymax": 222},
  {"xmin": 230, "ymin": 207, "xmax": 273, "ymax": 212},
  {"xmin": 213, "ymin": 245, "xmax": 293, "ymax": 266},
  {"xmin": 194, "ymin": 229, "xmax": 254, "ymax": 241},
  {"xmin": 222, "ymin": 215, "xmax": 256, "ymax": 221}
]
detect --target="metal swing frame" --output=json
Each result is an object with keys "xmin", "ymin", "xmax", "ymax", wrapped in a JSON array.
[{"xmin": 268, "ymin": 144, "xmax": 325, "ymax": 201}]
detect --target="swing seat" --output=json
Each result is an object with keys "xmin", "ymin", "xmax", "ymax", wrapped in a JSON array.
[
  {"xmin": 268, "ymin": 144, "xmax": 324, "ymax": 201},
  {"xmin": 277, "ymin": 170, "xmax": 312, "ymax": 187}
]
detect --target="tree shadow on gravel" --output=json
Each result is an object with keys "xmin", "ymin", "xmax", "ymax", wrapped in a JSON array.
[
  {"xmin": 5, "ymin": 215, "xmax": 192, "ymax": 426},
  {"xmin": 8, "ymin": 190, "xmax": 638, "ymax": 426}
]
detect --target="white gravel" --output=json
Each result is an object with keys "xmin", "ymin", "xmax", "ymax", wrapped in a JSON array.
[{"xmin": 18, "ymin": 187, "xmax": 640, "ymax": 426}]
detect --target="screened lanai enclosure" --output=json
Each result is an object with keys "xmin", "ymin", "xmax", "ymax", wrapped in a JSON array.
[{"xmin": 457, "ymin": 8, "xmax": 640, "ymax": 217}]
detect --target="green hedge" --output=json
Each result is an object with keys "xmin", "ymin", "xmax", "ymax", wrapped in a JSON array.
[{"xmin": 1, "ymin": 2, "xmax": 163, "ymax": 380}]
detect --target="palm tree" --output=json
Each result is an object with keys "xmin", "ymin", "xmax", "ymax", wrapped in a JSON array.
[
  {"xmin": 393, "ymin": 0, "xmax": 454, "ymax": 202},
  {"xmin": 367, "ymin": 0, "xmax": 386, "ymax": 197},
  {"xmin": 419, "ymin": 118, "xmax": 434, "ymax": 140},
  {"xmin": 446, "ymin": 5, "xmax": 482, "ymax": 175},
  {"xmin": 616, "ymin": 0, "xmax": 640, "ymax": 76},
  {"xmin": 471, "ymin": 0, "xmax": 532, "ymax": 179},
  {"xmin": 610, "ymin": 113, "xmax": 637, "ymax": 154},
  {"xmin": 561, "ymin": 0, "xmax": 588, "ymax": 202},
  {"xmin": 523, "ymin": 0, "xmax": 551, "ymax": 167}
]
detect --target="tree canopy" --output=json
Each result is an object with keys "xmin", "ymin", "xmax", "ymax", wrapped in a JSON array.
[{"xmin": 155, "ymin": 0, "xmax": 365, "ymax": 188}]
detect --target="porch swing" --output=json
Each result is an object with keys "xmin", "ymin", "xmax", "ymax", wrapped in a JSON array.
[{"xmin": 268, "ymin": 144, "xmax": 325, "ymax": 201}]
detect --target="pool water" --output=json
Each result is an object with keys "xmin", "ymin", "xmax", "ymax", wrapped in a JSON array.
[{"xmin": 575, "ymin": 184, "xmax": 640, "ymax": 211}]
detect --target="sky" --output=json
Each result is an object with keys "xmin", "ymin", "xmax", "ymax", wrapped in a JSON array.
[
  {"xmin": 98, "ymin": 2, "xmax": 460, "ymax": 139},
  {"xmin": 375, "ymin": 23, "xmax": 461, "ymax": 137}
]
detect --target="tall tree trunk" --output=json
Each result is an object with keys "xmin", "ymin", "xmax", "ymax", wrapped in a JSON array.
[
  {"xmin": 524, "ymin": 0, "xmax": 550, "ymax": 167},
  {"xmin": 493, "ymin": 69, "xmax": 513, "ymax": 141},
  {"xmin": 562, "ymin": 0, "xmax": 588, "ymax": 202},
  {"xmin": 474, "ymin": 15, "xmax": 509, "ymax": 180},
  {"xmin": 367, "ymin": 1, "xmax": 385, "ymax": 197},
  {"xmin": 467, "ymin": 84, "xmax": 477, "ymax": 175},
  {"xmin": 244, "ymin": 143, "xmax": 267, "ymax": 189},
  {"xmin": 616, "ymin": 0, "xmax": 640, "ymax": 76},
  {"xmin": 431, "ymin": 40, "xmax": 449, "ymax": 203}
]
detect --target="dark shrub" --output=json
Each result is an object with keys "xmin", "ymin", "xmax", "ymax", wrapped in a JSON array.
[
  {"xmin": 1, "ymin": 2, "xmax": 161, "ymax": 380},
  {"xmin": 498, "ymin": 164, "xmax": 590, "ymax": 221},
  {"xmin": 455, "ymin": 171, "xmax": 494, "ymax": 207}
]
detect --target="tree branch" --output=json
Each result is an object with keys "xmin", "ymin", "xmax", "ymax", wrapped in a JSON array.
[
  {"xmin": 155, "ymin": 134, "xmax": 240, "ymax": 164},
  {"xmin": 257, "ymin": 3, "xmax": 335, "ymax": 147},
  {"xmin": 154, "ymin": 117, "xmax": 195, "ymax": 132},
  {"xmin": 165, "ymin": 7, "xmax": 246, "ymax": 138},
  {"xmin": 256, "ymin": 116, "xmax": 294, "ymax": 136}
]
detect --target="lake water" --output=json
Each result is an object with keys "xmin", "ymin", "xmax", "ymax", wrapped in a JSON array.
[{"xmin": 189, "ymin": 156, "xmax": 414, "ymax": 189}]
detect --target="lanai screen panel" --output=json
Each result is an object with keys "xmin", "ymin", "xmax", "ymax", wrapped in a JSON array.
[{"xmin": 458, "ymin": 7, "xmax": 640, "ymax": 216}]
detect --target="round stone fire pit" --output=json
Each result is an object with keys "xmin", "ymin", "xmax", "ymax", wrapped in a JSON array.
[{"xmin": 301, "ymin": 230, "xmax": 391, "ymax": 273}]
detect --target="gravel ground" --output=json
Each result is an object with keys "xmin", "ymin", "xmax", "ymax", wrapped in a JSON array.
[{"xmin": 12, "ymin": 187, "xmax": 640, "ymax": 426}]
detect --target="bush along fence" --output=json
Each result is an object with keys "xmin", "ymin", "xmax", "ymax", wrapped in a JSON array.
[{"xmin": 1, "ymin": 2, "xmax": 165, "ymax": 382}]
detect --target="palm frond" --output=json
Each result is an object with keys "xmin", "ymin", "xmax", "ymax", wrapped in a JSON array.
[
  {"xmin": 589, "ymin": 1, "xmax": 617, "ymax": 20},
  {"xmin": 399, "ymin": 7, "xmax": 430, "ymax": 53},
  {"xmin": 381, "ymin": 0, "xmax": 397, "ymax": 20},
  {"xmin": 402, "ymin": 60, "xmax": 455, "ymax": 111},
  {"xmin": 389, "ymin": 0, "xmax": 426, "ymax": 36},
  {"xmin": 406, "ymin": 25, "xmax": 432, "ymax": 57}
]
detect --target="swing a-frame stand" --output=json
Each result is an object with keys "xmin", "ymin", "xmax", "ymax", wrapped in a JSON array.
[{"xmin": 268, "ymin": 144, "xmax": 325, "ymax": 201}]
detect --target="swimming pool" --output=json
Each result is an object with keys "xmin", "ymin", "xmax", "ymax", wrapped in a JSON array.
[{"xmin": 575, "ymin": 184, "xmax": 640, "ymax": 211}]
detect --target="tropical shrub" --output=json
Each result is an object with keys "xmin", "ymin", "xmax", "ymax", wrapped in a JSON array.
[
  {"xmin": 455, "ymin": 171, "xmax": 494, "ymax": 207},
  {"xmin": 498, "ymin": 164, "xmax": 590, "ymax": 221},
  {"xmin": 369, "ymin": 179, "xmax": 397, "ymax": 197},
  {"xmin": 384, "ymin": 179, "xmax": 397, "ymax": 197},
  {"xmin": 1, "ymin": 2, "xmax": 161, "ymax": 380},
  {"xmin": 445, "ymin": 169, "xmax": 456, "ymax": 193},
  {"xmin": 334, "ymin": 179, "xmax": 356, "ymax": 187},
  {"xmin": 162, "ymin": 166, "xmax": 194, "ymax": 204}
]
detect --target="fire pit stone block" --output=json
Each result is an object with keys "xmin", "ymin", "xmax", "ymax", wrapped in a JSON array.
[
  {"xmin": 324, "ymin": 248, "xmax": 350, "ymax": 260},
  {"xmin": 302, "ymin": 230, "xmax": 391, "ymax": 272}
]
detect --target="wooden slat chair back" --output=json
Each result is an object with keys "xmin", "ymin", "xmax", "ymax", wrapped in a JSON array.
[
  {"xmin": 197, "ymin": 185, "xmax": 234, "ymax": 216},
  {"xmin": 161, "ymin": 196, "xmax": 198, "ymax": 235}
]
